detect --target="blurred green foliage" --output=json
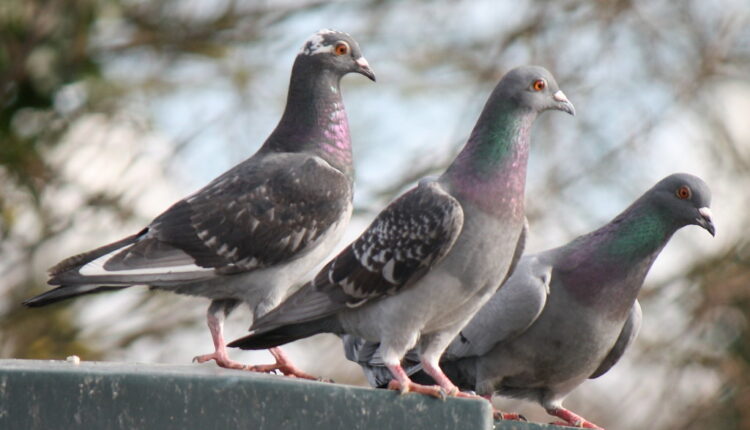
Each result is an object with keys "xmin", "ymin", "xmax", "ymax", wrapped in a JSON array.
[
  {"xmin": 1, "ymin": 0, "xmax": 99, "ymax": 197},
  {"xmin": 1, "ymin": 0, "xmax": 104, "ymax": 360}
]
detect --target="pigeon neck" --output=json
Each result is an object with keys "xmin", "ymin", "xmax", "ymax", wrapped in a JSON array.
[
  {"xmin": 559, "ymin": 199, "xmax": 677, "ymax": 315},
  {"xmin": 442, "ymin": 104, "xmax": 535, "ymax": 218},
  {"xmin": 599, "ymin": 201, "xmax": 676, "ymax": 263},
  {"xmin": 264, "ymin": 57, "xmax": 353, "ymax": 177}
]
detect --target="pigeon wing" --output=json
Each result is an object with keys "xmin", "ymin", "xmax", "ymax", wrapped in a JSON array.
[
  {"xmin": 589, "ymin": 300, "xmax": 642, "ymax": 379},
  {"xmin": 316, "ymin": 179, "xmax": 464, "ymax": 307},
  {"xmin": 446, "ymin": 254, "xmax": 551, "ymax": 359},
  {"xmin": 75, "ymin": 154, "xmax": 352, "ymax": 280}
]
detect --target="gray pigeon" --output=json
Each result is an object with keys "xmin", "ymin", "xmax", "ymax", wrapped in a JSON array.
[
  {"xmin": 23, "ymin": 29, "xmax": 375, "ymax": 378},
  {"xmin": 228, "ymin": 66, "xmax": 575, "ymax": 402},
  {"xmin": 345, "ymin": 173, "xmax": 715, "ymax": 428}
]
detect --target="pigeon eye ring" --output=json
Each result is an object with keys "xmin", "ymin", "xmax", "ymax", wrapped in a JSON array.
[
  {"xmin": 676, "ymin": 185, "xmax": 692, "ymax": 200},
  {"xmin": 334, "ymin": 42, "xmax": 350, "ymax": 56}
]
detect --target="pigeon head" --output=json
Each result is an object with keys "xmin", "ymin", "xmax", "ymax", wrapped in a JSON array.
[
  {"xmin": 497, "ymin": 66, "xmax": 575, "ymax": 116},
  {"xmin": 298, "ymin": 29, "xmax": 376, "ymax": 81},
  {"xmin": 651, "ymin": 173, "xmax": 715, "ymax": 236},
  {"xmin": 442, "ymin": 65, "xmax": 574, "ymax": 215}
]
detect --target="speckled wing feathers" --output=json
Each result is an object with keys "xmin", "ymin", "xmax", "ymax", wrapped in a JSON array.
[
  {"xmin": 94, "ymin": 154, "xmax": 351, "ymax": 276},
  {"xmin": 315, "ymin": 180, "xmax": 464, "ymax": 306}
]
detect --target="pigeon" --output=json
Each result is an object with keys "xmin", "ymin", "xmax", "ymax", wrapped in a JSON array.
[
  {"xmin": 23, "ymin": 29, "xmax": 376, "ymax": 378},
  {"xmin": 344, "ymin": 173, "xmax": 715, "ymax": 428},
  {"xmin": 228, "ymin": 66, "xmax": 575, "ymax": 403}
]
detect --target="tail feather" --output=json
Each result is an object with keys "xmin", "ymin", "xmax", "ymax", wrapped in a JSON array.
[
  {"xmin": 29, "ymin": 227, "xmax": 201, "ymax": 308},
  {"xmin": 22, "ymin": 285, "xmax": 129, "ymax": 307},
  {"xmin": 29, "ymin": 229, "xmax": 143, "ymax": 308},
  {"xmin": 49, "ymin": 231, "xmax": 144, "ymax": 282},
  {"xmin": 228, "ymin": 316, "xmax": 340, "ymax": 350},
  {"xmin": 249, "ymin": 284, "xmax": 345, "ymax": 334}
]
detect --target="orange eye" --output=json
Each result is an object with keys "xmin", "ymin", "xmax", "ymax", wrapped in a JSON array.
[
  {"xmin": 676, "ymin": 185, "xmax": 692, "ymax": 200},
  {"xmin": 532, "ymin": 79, "xmax": 546, "ymax": 91},
  {"xmin": 334, "ymin": 42, "xmax": 349, "ymax": 56}
]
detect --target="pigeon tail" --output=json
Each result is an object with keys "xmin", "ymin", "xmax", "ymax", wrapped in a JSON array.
[
  {"xmin": 23, "ymin": 232, "xmax": 145, "ymax": 307},
  {"xmin": 248, "ymin": 283, "xmax": 346, "ymax": 334},
  {"xmin": 228, "ymin": 316, "xmax": 340, "ymax": 350},
  {"xmin": 48, "ymin": 231, "xmax": 144, "ymax": 280},
  {"xmin": 27, "ymin": 227, "xmax": 214, "ymax": 307},
  {"xmin": 23, "ymin": 285, "xmax": 129, "ymax": 307}
]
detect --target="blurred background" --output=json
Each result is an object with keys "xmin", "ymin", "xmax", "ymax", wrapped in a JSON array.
[{"xmin": 1, "ymin": 0, "xmax": 749, "ymax": 428}]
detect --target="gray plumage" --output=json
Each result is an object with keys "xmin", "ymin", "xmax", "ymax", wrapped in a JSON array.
[
  {"xmin": 24, "ymin": 29, "xmax": 375, "ymax": 371},
  {"xmin": 346, "ymin": 173, "xmax": 715, "ymax": 427},
  {"xmin": 230, "ymin": 66, "xmax": 575, "ymax": 396}
]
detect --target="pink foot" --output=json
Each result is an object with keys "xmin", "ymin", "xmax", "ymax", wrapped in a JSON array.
[
  {"xmin": 387, "ymin": 379, "xmax": 446, "ymax": 399},
  {"xmin": 193, "ymin": 350, "xmax": 248, "ymax": 370},
  {"xmin": 547, "ymin": 407, "xmax": 603, "ymax": 429},
  {"xmin": 193, "ymin": 349, "xmax": 321, "ymax": 380},
  {"xmin": 454, "ymin": 392, "xmax": 526, "ymax": 421},
  {"xmin": 245, "ymin": 358, "xmax": 319, "ymax": 380},
  {"xmin": 493, "ymin": 409, "xmax": 526, "ymax": 421},
  {"xmin": 255, "ymin": 347, "xmax": 323, "ymax": 381},
  {"xmin": 195, "ymin": 301, "xmax": 250, "ymax": 371}
]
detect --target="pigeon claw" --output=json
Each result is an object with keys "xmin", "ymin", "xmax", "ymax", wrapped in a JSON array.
[
  {"xmin": 192, "ymin": 351, "xmax": 249, "ymax": 370},
  {"xmin": 387, "ymin": 379, "xmax": 409, "ymax": 395},
  {"xmin": 264, "ymin": 347, "xmax": 321, "ymax": 380},
  {"xmin": 549, "ymin": 421, "xmax": 601, "ymax": 429},
  {"xmin": 246, "ymin": 361, "xmax": 320, "ymax": 381},
  {"xmin": 387, "ymin": 379, "xmax": 446, "ymax": 399},
  {"xmin": 494, "ymin": 410, "xmax": 527, "ymax": 421},
  {"xmin": 546, "ymin": 407, "xmax": 603, "ymax": 429},
  {"xmin": 450, "ymin": 392, "xmax": 525, "ymax": 422}
]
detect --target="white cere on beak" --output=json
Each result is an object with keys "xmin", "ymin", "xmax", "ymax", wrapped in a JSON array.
[
  {"xmin": 699, "ymin": 207, "xmax": 713, "ymax": 221},
  {"xmin": 355, "ymin": 57, "xmax": 371, "ymax": 70},
  {"xmin": 553, "ymin": 90, "xmax": 570, "ymax": 103}
]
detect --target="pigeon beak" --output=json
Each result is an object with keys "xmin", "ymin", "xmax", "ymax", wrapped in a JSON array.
[
  {"xmin": 355, "ymin": 57, "xmax": 376, "ymax": 82},
  {"xmin": 552, "ymin": 90, "xmax": 576, "ymax": 116},
  {"xmin": 696, "ymin": 207, "xmax": 716, "ymax": 237}
]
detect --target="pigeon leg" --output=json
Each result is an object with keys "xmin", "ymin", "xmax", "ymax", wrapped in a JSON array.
[
  {"xmin": 421, "ymin": 360, "xmax": 524, "ymax": 419},
  {"xmin": 193, "ymin": 300, "xmax": 246, "ymax": 369},
  {"xmin": 490, "ymin": 408, "xmax": 527, "ymax": 421},
  {"xmin": 478, "ymin": 395, "xmax": 527, "ymax": 421},
  {"xmin": 546, "ymin": 406, "xmax": 603, "ymax": 429},
  {"xmin": 193, "ymin": 302, "xmax": 318, "ymax": 379},
  {"xmin": 245, "ymin": 347, "xmax": 320, "ymax": 381},
  {"xmin": 386, "ymin": 363, "xmax": 445, "ymax": 399},
  {"xmin": 420, "ymin": 359, "xmax": 461, "ymax": 395}
]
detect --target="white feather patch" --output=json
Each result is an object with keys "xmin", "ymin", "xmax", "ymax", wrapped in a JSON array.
[
  {"xmin": 382, "ymin": 259, "xmax": 397, "ymax": 284},
  {"xmin": 78, "ymin": 247, "xmax": 212, "ymax": 277},
  {"xmin": 300, "ymin": 29, "xmax": 336, "ymax": 55}
]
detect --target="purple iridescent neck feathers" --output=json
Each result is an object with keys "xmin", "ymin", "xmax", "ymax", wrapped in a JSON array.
[
  {"xmin": 442, "ymin": 102, "xmax": 536, "ymax": 219},
  {"xmin": 263, "ymin": 55, "xmax": 353, "ymax": 177}
]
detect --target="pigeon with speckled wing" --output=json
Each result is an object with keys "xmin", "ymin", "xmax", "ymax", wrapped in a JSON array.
[
  {"xmin": 229, "ymin": 66, "xmax": 575, "ymax": 404},
  {"xmin": 345, "ymin": 173, "xmax": 715, "ymax": 428},
  {"xmin": 23, "ymin": 29, "xmax": 375, "ymax": 378}
]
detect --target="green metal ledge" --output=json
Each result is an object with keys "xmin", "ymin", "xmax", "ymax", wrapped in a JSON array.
[{"xmin": 0, "ymin": 359, "xmax": 563, "ymax": 430}]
